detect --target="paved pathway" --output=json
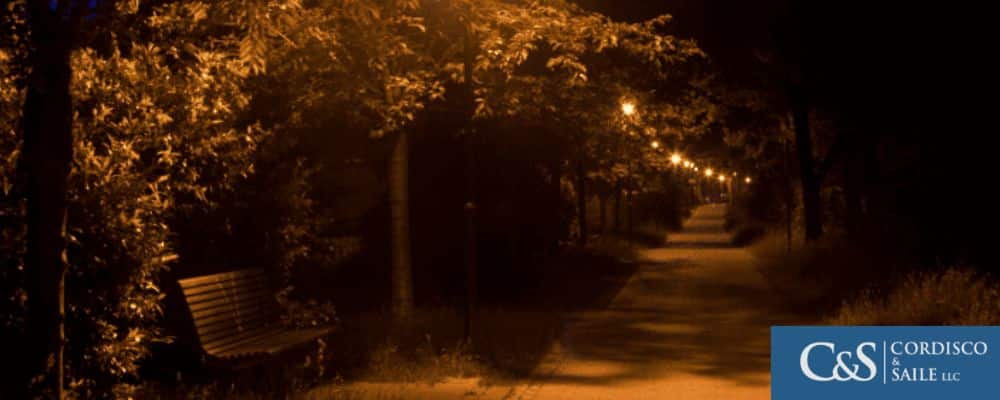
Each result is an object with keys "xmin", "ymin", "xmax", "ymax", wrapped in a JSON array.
[{"xmin": 521, "ymin": 203, "xmax": 795, "ymax": 400}]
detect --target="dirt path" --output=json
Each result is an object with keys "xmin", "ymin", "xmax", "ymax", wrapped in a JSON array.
[{"xmin": 520, "ymin": 203, "xmax": 796, "ymax": 400}]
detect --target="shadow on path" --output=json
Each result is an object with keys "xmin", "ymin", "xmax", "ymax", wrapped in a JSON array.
[{"xmin": 526, "ymin": 204, "xmax": 808, "ymax": 400}]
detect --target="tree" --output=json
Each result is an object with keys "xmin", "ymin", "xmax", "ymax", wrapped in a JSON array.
[
  {"xmin": 18, "ymin": 2, "xmax": 82, "ymax": 397},
  {"xmin": 360, "ymin": 0, "xmax": 707, "ymax": 313},
  {"xmin": 456, "ymin": 2, "xmax": 706, "ymax": 244},
  {"xmin": 2, "ymin": 0, "xmax": 285, "ymax": 396}
]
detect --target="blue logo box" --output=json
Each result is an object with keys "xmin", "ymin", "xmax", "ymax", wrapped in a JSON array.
[{"xmin": 771, "ymin": 326, "xmax": 1000, "ymax": 400}]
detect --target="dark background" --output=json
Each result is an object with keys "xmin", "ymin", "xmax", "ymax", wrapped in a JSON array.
[{"xmin": 575, "ymin": 0, "xmax": 995, "ymax": 268}]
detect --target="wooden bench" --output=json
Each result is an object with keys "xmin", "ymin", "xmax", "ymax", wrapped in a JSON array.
[{"xmin": 176, "ymin": 269, "xmax": 332, "ymax": 366}]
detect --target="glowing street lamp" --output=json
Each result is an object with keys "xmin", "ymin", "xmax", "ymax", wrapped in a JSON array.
[
  {"xmin": 651, "ymin": 140, "xmax": 660, "ymax": 149},
  {"xmin": 718, "ymin": 175, "xmax": 726, "ymax": 183},
  {"xmin": 621, "ymin": 101, "xmax": 636, "ymax": 117},
  {"xmin": 670, "ymin": 153, "xmax": 683, "ymax": 165},
  {"xmin": 745, "ymin": 177, "xmax": 752, "ymax": 184},
  {"xmin": 705, "ymin": 168, "xmax": 714, "ymax": 177}
]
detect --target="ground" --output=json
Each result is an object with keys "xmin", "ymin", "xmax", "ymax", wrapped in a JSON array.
[{"xmin": 310, "ymin": 204, "xmax": 804, "ymax": 399}]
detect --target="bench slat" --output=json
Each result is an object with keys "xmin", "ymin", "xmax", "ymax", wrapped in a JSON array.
[
  {"xmin": 197, "ymin": 314, "xmax": 275, "ymax": 344},
  {"xmin": 201, "ymin": 325, "xmax": 275, "ymax": 351},
  {"xmin": 192, "ymin": 304, "xmax": 270, "ymax": 328},
  {"xmin": 182, "ymin": 276, "xmax": 268, "ymax": 298},
  {"xmin": 194, "ymin": 305, "xmax": 277, "ymax": 330},
  {"xmin": 205, "ymin": 326, "xmax": 283, "ymax": 356},
  {"xmin": 191, "ymin": 301, "xmax": 279, "ymax": 328},
  {"xmin": 178, "ymin": 269, "xmax": 267, "ymax": 289},
  {"xmin": 215, "ymin": 327, "xmax": 333, "ymax": 359},
  {"xmin": 186, "ymin": 286, "xmax": 272, "ymax": 310},
  {"xmin": 180, "ymin": 270, "xmax": 267, "ymax": 288},
  {"xmin": 188, "ymin": 290, "xmax": 275, "ymax": 316}
]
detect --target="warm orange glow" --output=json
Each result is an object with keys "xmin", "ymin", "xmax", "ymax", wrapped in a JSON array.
[
  {"xmin": 670, "ymin": 153, "xmax": 682, "ymax": 165},
  {"xmin": 705, "ymin": 168, "xmax": 713, "ymax": 177},
  {"xmin": 651, "ymin": 141, "xmax": 660, "ymax": 149},
  {"xmin": 621, "ymin": 101, "xmax": 636, "ymax": 116},
  {"xmin": 745, "ymin": 177, "xmax": 752, "ymax": 184},
  {"xmin": 718, "ymin": 175, "xmax": 726, "ymax": 182}
]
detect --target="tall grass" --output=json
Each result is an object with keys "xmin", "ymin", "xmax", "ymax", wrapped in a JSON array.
[
  {"xmin": 830, "ymin": 268, "xmax": 1000, "ymax": 325},
  {"xmin": 329, "ymin": 307, "xmax": 561, "ymax": 384},
  {"xmin": 750, "ymin": 232, "xmax": 901, "ymax": 314},
  {"xmin": 749, "ymin": 229, "xmax": 1000, "ymax": 325}
]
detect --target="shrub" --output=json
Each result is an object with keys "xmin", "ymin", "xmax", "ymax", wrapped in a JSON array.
[
  {"xmin": 725, "ymin": 199, "xmax": 768, "ymax": 246},
  {"xmin": 830, "ymin": 268, "xmax": 1000, "ymax": 325},
  {"xmin": 750, "ymin": 232, "xmax": 903, "ymax": 314},
  {"xmin": 1, "ymin": 34, "xmax": 263, "ymax": 398}
]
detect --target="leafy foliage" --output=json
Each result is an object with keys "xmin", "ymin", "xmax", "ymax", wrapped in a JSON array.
[
  {"xmin": 2, "ymin": 4, "xmax": 265, "ymax": 395},
  {"xmin": 3, "ymin": 0, "xmax": 711, "ymax": 396}
]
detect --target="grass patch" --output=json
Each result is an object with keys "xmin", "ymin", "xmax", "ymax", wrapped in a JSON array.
[
  {"xmin": 303, "ymin": 241, "xmax": 639, "ymax": 399},
  {"xmin": 729, "ymin": 223, "xmax": 766, "ymax": 247},
  {"xmin": 749, "ymin": 232, "xmax": 902, "ymax": 315},
  {"xmin": 830, "ymin": 268, "xmax": 1000, "ymax": 325},
  {"xmin": 324, "ymin": 239, "xmax": 639, "ymax": 383},
  {"xmin": 751, "ymin": 231, "xmax": 1000, "ymax": 325},
  {"xmin": 327, "ymin": 307, "xmax": 562, "ymax": 384},
  {"xmin": 596, "ymin": 223, "xmax": 668, "ymax": 248},
  {"xmin": 724, "ymin": 202, "xmax": 768, "ymax": 246}
]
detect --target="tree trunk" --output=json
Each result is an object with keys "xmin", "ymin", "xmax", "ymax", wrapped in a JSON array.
[
  {"xmin": 783, "ymin": 138, "xmax": 794, "ymax": 253},
  {"xmin": 790, "ymin": 86, "xmax": 823, "ymax": 241},
  {"xmin": 388, "ymin": 131, "xmax": 413, "ymax": 322},
  {"xmin": 626, "ymin": 162, "xmax": 634, "ymax": 237},
  {"xmin": 729, "ymin": 180, "xmax": 735, "ymax": 204},
  {"xmin": 549, "ymin": 159, "xmax": 564, "ymax": 250},
  {"xmin": 613, "ymin": 182, "xmax": 621, "ymax": 232},
  {"xmin": 22, "ymin": 3, "xmax": 74, "ymax": 398},
  {"xmin": 575, "ymin": 158, "xmax": 587, "ymax": 246},
  {"xmin": 598, "ymin": 194, "xmax": 607, "ymax": 235}
]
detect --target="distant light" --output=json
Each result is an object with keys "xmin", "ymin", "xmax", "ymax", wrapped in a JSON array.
[
  {"xmin": 732, "ymin": 172, "xmax": 738, "ymax": 177},
  {"xmin": 694, "ymin": 167, "xmax": 699, "ymax": 172},
  {"xmin": 745, "ymin": 177, "xmax": 752, "ymax": 184},
  {"xmin": 705, "ymin": 168, "xmax": 714, "ymax": 177},
  {"xmin": 651, "ymin": 141, "xmax": 660, "ymax": 149},
  {"xmin": 670, "ymin": 153, "xmax": 682, "ymax": 165},
  {"xmin": 718, "ymin": 175, "xmax": 726, "ymax": 182},
  {"xmin": 621, "ymin": 101, "xmax": 636, "ymax": 116}
]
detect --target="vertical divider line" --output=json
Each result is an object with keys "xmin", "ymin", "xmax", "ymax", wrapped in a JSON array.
[{"xmin": 883, "ymin": 340, "xmax": 888, "ymax": 385}]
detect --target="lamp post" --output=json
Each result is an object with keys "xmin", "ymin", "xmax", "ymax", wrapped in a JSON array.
[
  {"xmin": 620, "ymin": 100, "xmax": 638, "ymax": 237},
  {"xmin": 461, "ymin": 20, "xmax": 478, "ymax": 343}
]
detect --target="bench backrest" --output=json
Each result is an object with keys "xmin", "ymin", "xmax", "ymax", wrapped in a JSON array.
[{"xmin": 177, "ymin": 269, "xmax": 281, "ymax": 356}]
